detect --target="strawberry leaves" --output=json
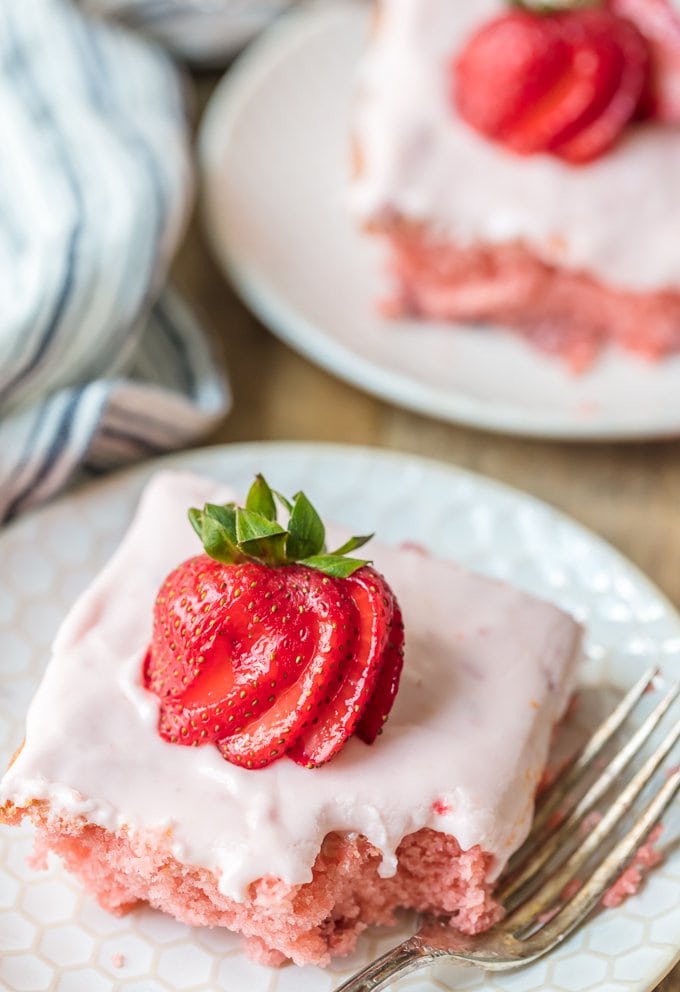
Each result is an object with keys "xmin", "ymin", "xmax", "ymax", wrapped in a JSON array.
[
  {"xmin": 286, "ymin": 490, "xmax": 325, "ymax": 560},
  {"xmin": 246, "ymin": 473, "xmax": 277, "ymax": 520},
  {"xmin": 509, "ymin": 0, "xmax": 600, "ymax": 11},
  {"xmin": 236, "ymin": 510, "xmax": 288, "ymax": 566},
  {"xmin": 148, "ymin": 478, "xmax": 404, "ymax": 769},
  {"xmin": 188, "ymin": 475, "xmax": 373, "ymax": 578},
  {"xmin": 188, "ymin": 503, "xmax": 241, "ymax": 564},
  {"xmin": 294, "ymin": 555, "xmax": 363, "ymax": 579}
]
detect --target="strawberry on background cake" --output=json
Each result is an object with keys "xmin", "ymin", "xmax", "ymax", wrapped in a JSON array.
[
  {"xmin": 350, "ymin": 0, "xmax": 680, "ymax": 370},
  {"xmin": 0, "ymin": 471, "xmax": 582, "ymax": 967}
]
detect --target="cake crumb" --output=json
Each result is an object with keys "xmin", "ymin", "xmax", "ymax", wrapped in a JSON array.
[
  {"xmin": 111, "ymin": 953, "xmax": 125, "ymax": 969},
  {"xmin": 560, "ymin": 878, "xmax": 582, "ymax": 901},
  {"xmin": 602, "ymin": 825, "xmax": 664, "ymax": 908},
  {"xmin": 547, "ymin": 810, "xmax": 564, "ymax": 831},
  {"xmin": 579, "ymin": 810, "xmax": 603, "ymax": 837}
]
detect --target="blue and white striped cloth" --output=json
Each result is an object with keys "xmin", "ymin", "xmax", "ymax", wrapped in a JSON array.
[
  {"xmin": 80, "ymin": 0, "xmax": 293, "ymax": 63},
  {"xmin": 0, "ymin": 0, "xmax": 238, "ymax": 523}
]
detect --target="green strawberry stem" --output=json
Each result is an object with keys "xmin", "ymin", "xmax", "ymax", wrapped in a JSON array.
[
  {"xmin": 509, "ymin": 0, "xmax": 600, "ymax": 11},
  {"xmin": 188, "ymin": 474, "xmax": 373, "ymax": 578}
]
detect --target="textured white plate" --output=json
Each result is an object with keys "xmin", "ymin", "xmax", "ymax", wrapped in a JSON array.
[
  {"xmin": 199, "ymin": 1, "xmax": 680, "ymax": 441},
  {"xmin": 0, "ymin": 442, "xmax": 679, "ymax": 992}
]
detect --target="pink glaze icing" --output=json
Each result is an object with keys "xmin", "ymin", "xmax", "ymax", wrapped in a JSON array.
[
  {"xmin": 0, "ymin": 471, "xmax": 581, "ymax": 900},
  {"xmin": 350, "ymin": 0, "xmax": 680, "ymax": 292}
]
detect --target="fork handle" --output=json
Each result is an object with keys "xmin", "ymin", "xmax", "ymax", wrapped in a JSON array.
[{"xmin": 333, "ymin": 936, "xmax": 437, "ymax": 991}]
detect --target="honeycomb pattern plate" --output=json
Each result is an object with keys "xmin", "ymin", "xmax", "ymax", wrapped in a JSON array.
[{"xmin": 1, "ymin": 442, "xmax": 678, "ymax": 992}]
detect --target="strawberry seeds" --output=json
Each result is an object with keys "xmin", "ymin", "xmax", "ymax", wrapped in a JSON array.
[{"xmin": 143, "ymin": 475, "xmax": 404, "ymax": 769}]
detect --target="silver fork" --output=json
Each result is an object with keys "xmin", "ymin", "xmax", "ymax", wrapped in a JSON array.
[{"xmin": 334, "ymin": 666, "xmax": 680, "ymax": 992}]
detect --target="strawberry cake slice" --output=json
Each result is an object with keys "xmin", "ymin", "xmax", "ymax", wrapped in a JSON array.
[
  {"xmin": 0, "ymin": 471, "xmax": 582, "ymax": 966},
  {"xmin": 351, "ymin": 0, "xmax": 680, "ymax": 370}
]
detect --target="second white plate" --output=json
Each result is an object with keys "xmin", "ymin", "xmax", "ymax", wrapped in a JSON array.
[{"xmin": 199, "ymin": 1, "xmax": 680, "ymax": 441}]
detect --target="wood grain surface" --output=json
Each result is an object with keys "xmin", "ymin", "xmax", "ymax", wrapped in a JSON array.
[{"xmin": 171, "ymin": 74, "xmax": 679, "ymax": 991}]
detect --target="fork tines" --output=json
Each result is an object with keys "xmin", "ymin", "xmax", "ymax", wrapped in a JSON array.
[{"xmin": 497, "ymin": 664, "xmax": 680, "ymax": 944}]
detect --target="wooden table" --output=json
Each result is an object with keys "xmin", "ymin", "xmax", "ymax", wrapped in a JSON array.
[{"xmin": 172, "ymin": 75, "xmax": 680, "ymax": 992}]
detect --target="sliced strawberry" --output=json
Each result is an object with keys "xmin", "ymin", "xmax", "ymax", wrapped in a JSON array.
[
  {"xmin": 608, "ymin": 0, "xmax": 680, "ymax": 121},
  {"xmin": 217, "ymin": 566, "xmax": 357, "ymax": 767},
  {"xmin": 146, "ymin": 559, "xmax": 328, "ymax": 746},
  {"xmin": 551, "ymin": 12, "xmax": 649, "ymax": 162},
  {"xmin": 144, "ymin": 555, "xmax": 225, "ymax": 702},
  {"xmin": 454, "ymin": 13, "xmax": 571, "ymax": 146},
  {"xmin": 355, "ymin": 604, "xmax": 405, "ymax": 745},
  {"xmin": 144, "ymin": 476, "xmax": 405, "ymax": 769},
  {"xmin": 288, "ymin": 567, "xmax": 395, "ymax": 768},
  {"xmin": 512, "ymin": 12, "xmax": 624, "ymax": 153},
  {"xmin": 453, "ymin": 8, "xmax": 650, "ymax": 164}
]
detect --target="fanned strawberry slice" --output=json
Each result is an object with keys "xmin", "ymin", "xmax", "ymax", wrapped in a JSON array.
[
  {"xmin": 550, "ymin": 12, "xmax": 649, "ymax": 162},
  {"xmin": 453, "ymin": 7, "xmax": 650, "ymax": 165},
  {"xmin": 454, "ymin": 13, "xmax": 571, "ymax": 147},
  {"xmin": 217, "ymin": 567, "xmax": 357, "ymax": 767},
  {"xmin": 144, "ymin": 475, "xmax": 404, "ymax": 769},
  {"xmin": 608, "ymin": 0, "xmax": 680, "ymax": 121},
  {"xmin": 511, "ymin": 12, "xmax": 634, "ymax": 154},
  {"xmin": 146, "ymin": 559, "xmax": 323, "ymax": 745},
  {"xmin": 288, "ymin": 567, "xmax": 397, "ymax": 768},
  {"xmin": 356, "ymin": 604, "xmax": 405, "ymax": 746},
  {"xmin": 144, "ymin": 554, "xmax": 226, "ymax": 703}
]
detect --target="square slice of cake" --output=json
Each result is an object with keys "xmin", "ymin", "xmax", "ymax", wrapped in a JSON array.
[
  {"xmin": 0, "ymin": 471, "xmax": 582, "ymax": 966},
  {"xmin": 350, "ymin": 0, "xmax": 680, "ymax": 370}
]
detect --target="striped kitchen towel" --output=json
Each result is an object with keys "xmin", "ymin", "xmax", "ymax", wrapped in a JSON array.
[
  {"xmin": 79, "ymin": 0, "xmax": 294, "ymax": 63},
  {"xmin": 0, "ymin": 0, "xmax": 230, "ymax": 523}
]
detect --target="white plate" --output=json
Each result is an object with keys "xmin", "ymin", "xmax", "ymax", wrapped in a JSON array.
[
  {"xmin": 199, "ymin": 1, "xmax": 680, "ymax": 441},
  {"xmin": 0, "ymin": 441, "xmax": 678, "ymax": 992}
]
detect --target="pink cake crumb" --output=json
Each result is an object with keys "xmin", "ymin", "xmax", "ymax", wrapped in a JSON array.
[
  {"xmin": 535, "ymin": 823, "xmax": 663, "ymax": 923},
  {"xmin": 580, "ymin": 810, "xmax": 603, "ymax": 836},
  {"xmin": 538, "ymin": 814, "xmax": 663, "ymax": 913},
  {"xmin": 10, "ymin": 800, "xmax": 502, "ymax": 967},
  {"xmin": 111, "ymin": 953, "xmax": 125, "ymax": 969},
  {"xmin": 603, "ymin": 825, "xmax": 664, "ymax": 909},
  {"xmin": 380, "ymin": 228, "xmax": 680, "ymax": 372},
  {"xmin": 561, "ymin": 878, "xmax": 582, "ymax": 901},
  {"xmin": 604, "ymin": 866, "xmax": 646, "ymax": 908}
]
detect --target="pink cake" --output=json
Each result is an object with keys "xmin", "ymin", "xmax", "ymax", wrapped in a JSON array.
[
  {"xmin": 0, "ymin": 471, "xmax": 582, "ymax": 966},
  {"xmin": 350, "ymin": 0, "xmax": 680, "ymax": 370}
]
